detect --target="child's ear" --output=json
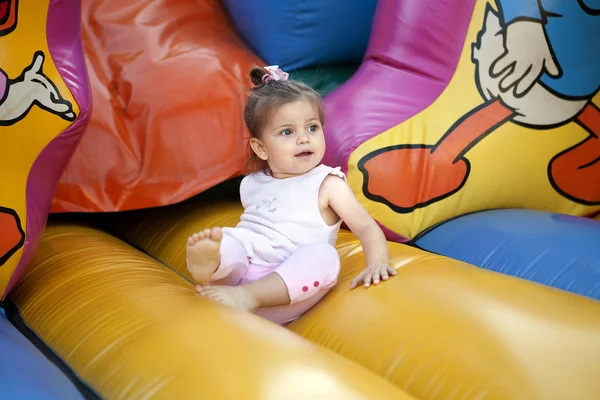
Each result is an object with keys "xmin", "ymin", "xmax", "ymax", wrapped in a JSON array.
[{"xmin": 249, "ymin": 137, "xmax": 268, "ymax": 160}]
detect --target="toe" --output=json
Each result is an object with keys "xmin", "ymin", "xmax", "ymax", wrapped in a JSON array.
[
  {"xmin": 203, "ymin": 228, "xmax": 211, "ymax": 237},
  {"xmin": 211, "ymin": 227, "xmax": 223, "ymax": 241},
  {"xmin": 198, "ymin": 285, "xmax": 212, "ymax": 295},
  {"xmin": 206, "ymin": 290, "xmax": 222, "ymax": 301}
]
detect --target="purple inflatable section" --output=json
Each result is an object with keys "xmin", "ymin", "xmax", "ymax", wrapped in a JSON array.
[
  {"xmin": 0, "ymin": 70, "xmax": 6, "ymax": 100},
  {"xmin": 322, "ymin": 0, "xmax": 477, "ymax": 170},
  {"xmin": 4, "ymin": 0, "xmax": 91, "ymax": 298}
]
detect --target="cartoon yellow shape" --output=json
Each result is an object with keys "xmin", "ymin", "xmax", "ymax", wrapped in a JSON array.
[
  {"xmin": 349, "ymin": 1, "xmax": 600, "ymax": 240},
  {"xmin": 0, "ymin": 0, "xmax": 81, "ymax": 298}
]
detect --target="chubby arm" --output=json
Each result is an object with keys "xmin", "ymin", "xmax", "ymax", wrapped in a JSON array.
[{"xmin": 322, "ymin": 175, "xmax": 396, "ymax": 288}]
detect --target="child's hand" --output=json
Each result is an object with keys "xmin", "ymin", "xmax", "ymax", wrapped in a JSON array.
[{"xmin": 350, "ymin": 262, "xmax": 397, "ymax": 289}]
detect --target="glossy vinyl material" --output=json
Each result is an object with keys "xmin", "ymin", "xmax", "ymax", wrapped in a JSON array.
[
  {"xmin": 324, "ymin": 0, "xmax": 475, "ymax": 170},
  {"xmin": 51, "ymin": 0, "xmax": 263, "ymax": 213},
  {"xmin": 291, "ymin": 66, "xmax": 359, "ymax": 98},
  {"xmin": 100, "ymin": 198, "xmax": 600, "ymax": 400},
  {"xmin": 414, "ymin": 209, "xmax": 600, "ymax": 301},
  {"xmin": 0, "ymin": 309, "xmax": 84, "ymax": 400},
  {"xmin": 9, "ymin": 222, "xmax": 413, "ymax": 400},
  {"xmin": 0, "ymin": 0, "xmax": 91, "ymax": 299},
  {"xmin": 221, "ymin": 0, "xmax": 377, "ymax": 71},
  {"xmin": 323, "ymin": 0, "xmax": 600, "ymax": 242}
]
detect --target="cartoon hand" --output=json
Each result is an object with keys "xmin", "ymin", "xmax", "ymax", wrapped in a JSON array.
[
  {"xmin": 0, "ymin": 51, "xmax": 76, "ymax": 124},
  {"xmin": 490, "ymin": 21, "xmax": 560, "ymax": 98}
]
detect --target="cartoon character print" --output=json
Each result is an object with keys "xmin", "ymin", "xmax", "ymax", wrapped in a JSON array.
[
  {"xmin": 0, "ymin": 0, "xmax": 18, "ymax": 36},
  {"xmin": 1, "ymin": 0, "xmax": 76, "ymax": 266},
  {"xmin": 0, "ymin": 206, "xmax": 24, "ymax": 267},
  {"xmin": 0, "ymin": 51, "xmax": 76, "ymax": 125},
  {"xmin": 358, "ymin": 0, "xmax": 600, "ymax": 213}
]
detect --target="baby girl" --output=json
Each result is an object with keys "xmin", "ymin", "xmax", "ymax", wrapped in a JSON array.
[{"xmin": 186, "ymin": 65, "xmax": 396, "ymax": 325}]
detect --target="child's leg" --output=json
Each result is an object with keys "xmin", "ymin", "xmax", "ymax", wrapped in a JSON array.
[
  {"xmin": 256, "ymin": 288, "xmax": 331, "ymax": 326},
  {"xmin": 258, "ymin": 243, "xmax": 340, "ymax": 324},
  {"xmin": 270, "ymin": 243, "xmax": 340, "ymax": 304},
  {"xmin": 186, "ymin": 228, "xmax": 248, "ymax": 285},
  {"xmin": 198, "ymin": 243, "xmax": 340, "ymax": 323}
]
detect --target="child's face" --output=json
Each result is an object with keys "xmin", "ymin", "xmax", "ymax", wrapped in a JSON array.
[{"xmin": 251, "ymin": 99, "xmax": 325, "ymax": 178}]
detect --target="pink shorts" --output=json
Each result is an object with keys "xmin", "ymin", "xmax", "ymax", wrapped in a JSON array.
[{"xmin": 205, "ymin": 235, "xmax": 340, "ymax": 325}]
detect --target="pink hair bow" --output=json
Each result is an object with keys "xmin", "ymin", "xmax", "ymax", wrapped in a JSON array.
[{"xmin": 262, "ymin": 65, "xmax": 289, "ymax": 83}]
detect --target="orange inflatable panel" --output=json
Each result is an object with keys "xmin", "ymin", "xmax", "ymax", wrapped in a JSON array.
[{"xmin": 51, "ymin": 0, "xmax": 262, "ymax": 212}]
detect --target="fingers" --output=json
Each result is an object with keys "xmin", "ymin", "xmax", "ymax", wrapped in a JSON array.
[
  {"xmin": 372, "ymin": 269, "xmax": 384, "ymax": 286},
  {"xmin": 351, "ymin": 265, "xmax": 398, "ymax": 290},
  {"xmin": 490, "ymin": 52, "xmax": 513, "ymax": 78},
  {"xmin": 380, "ymin": 268, "xmax": 389, "ymax": 281},
  {"xmin": 371, "ymin": 266, "xmax": 396, "ymax": 285},
  {"xmin": 31, "ymin": 52, "xmax": 45, "ymax": 73},
  {"xmin": 544, "ymin": 56, "xmax": 560, "ymax": 77},
  {"xmin": 44, "ymin": 100, "xmax": 71, "ymax": 114},
  {"xmin": 24, "ymin": 52, "xmax": 45, "ymax": 77},
  {"xmin": 349, "ymin": 271, "xmax": 365, "ymax": 290},
  {"xmin": 499, "ymin": 62, "xmax": 532, "ymax": 93},
  {"xmin": 363, "ymin": 271, "xmax": 372, "ymax": 288},
  {"xmin": 33, "ymin": 76, "xmax": 76, "ymax": 116},
  {"xmin": 34, "ymin": 73, "xmax": 54, "ymax": 92},
  {"xmin": 514, "ymin": 66, "xmax": 538, "ymax": 97},
  {"xmin": 195, "ymin": 283, "xmax": 211, "ymax": 293}
]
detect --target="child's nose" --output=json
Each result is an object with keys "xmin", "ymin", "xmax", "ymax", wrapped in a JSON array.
[{"xmin": 297, "ymin": 132, "xmax": 310, "ymax": 144}]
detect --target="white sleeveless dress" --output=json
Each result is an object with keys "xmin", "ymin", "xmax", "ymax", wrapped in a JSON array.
[{"xmin": 222, "ymin": 164, "xmax": 346, "ymax": 266}]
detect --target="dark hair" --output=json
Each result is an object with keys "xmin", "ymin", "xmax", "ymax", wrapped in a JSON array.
[{"xmin": 243, "ymin": 67, "xmax": 324, "ymax": 173}]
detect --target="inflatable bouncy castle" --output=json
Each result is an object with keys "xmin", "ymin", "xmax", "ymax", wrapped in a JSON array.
[{"xmin": 1, "ymin": 0, "xmax": 599, "ymax": 399}]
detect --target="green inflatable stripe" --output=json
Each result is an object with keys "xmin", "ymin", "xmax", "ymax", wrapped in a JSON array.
[{"xmin": 291, "ymin": 65, "xmax": 359, "ymax": 97}]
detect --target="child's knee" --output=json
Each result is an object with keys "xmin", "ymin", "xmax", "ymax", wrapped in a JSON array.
[
  {"xmin": 278, "ymin": 243, "xmax": 340, "ymax": 304},
  {"xmin": 307, "ymin": 243, "xmax": 341, "ymax": 278}
]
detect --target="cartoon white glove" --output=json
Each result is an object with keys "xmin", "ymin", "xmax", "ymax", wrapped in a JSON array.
[
  {"xmin": 490, "ymin": 20, "xmax": 561, "ymax": 98},
  {"xmin": 0, "ymin": 51, "xmax": 75, "ymax": 124}
]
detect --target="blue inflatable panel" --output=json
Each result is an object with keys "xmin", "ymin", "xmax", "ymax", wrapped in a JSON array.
[
  {"xmin": 221, "ymin": 0, "xmax": 378, "ymax": 71},
  {"xmin": 414, "ymin": 209, "xmax": 600, "ymax": 301},
  {"xmin": 0, "ymin": 308, "xmax": 84, "ymax": 400}
]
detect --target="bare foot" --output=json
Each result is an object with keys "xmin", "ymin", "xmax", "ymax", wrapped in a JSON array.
[
  {"xmin": 186, "ymin": 227, "xmax": 222, "ymax": 284},
  {"xmin": 196, "ymin": 285, "xmax": 261, "ymax": 313}
]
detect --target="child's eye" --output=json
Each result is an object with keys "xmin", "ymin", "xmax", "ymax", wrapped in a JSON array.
[
  {"xmin": 308, "ymin": 124, "xmax": 319, "ymax": 132},
  {"xmin": 280, "ymin": 129, "xmax": 293, "ymax": 136}
]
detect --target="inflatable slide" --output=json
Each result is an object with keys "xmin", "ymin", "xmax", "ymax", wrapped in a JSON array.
[
  {"xmin": 1, "ymin": 0, "xmax": 599, "ymax": 399},
  {"xmin": 322, "ymin": 0, "xmax": 600, "ymax": 300}
]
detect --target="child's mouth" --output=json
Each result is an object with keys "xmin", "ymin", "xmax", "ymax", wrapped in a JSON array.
[{"xmin": 295, "ymin": 150, "xmax": 313, "ymax": 158}]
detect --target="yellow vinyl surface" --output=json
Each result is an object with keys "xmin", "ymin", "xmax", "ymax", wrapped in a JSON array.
[
  {"xmin": 9, "ymin": 221, "xmax": 412, "ymax": 400},
  {"xmin": 101, "ymin": 198, "xmax": 600, "ymax": 400},
  {"xmin": 346, "ymin": 0, "xmax": 600, "ymax": 240},
  {"xmin": 0, "ymin": 0, "xmax": 79, "ymax": 298}
]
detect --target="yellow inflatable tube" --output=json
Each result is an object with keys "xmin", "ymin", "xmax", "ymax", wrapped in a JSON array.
[
  {"xmin": 98, "ymin": 198, "xmax": 600, "ymax": 400},
  {"xmin": 9, "ymin": 221, "xmax": 412, "ymax": 399}
]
